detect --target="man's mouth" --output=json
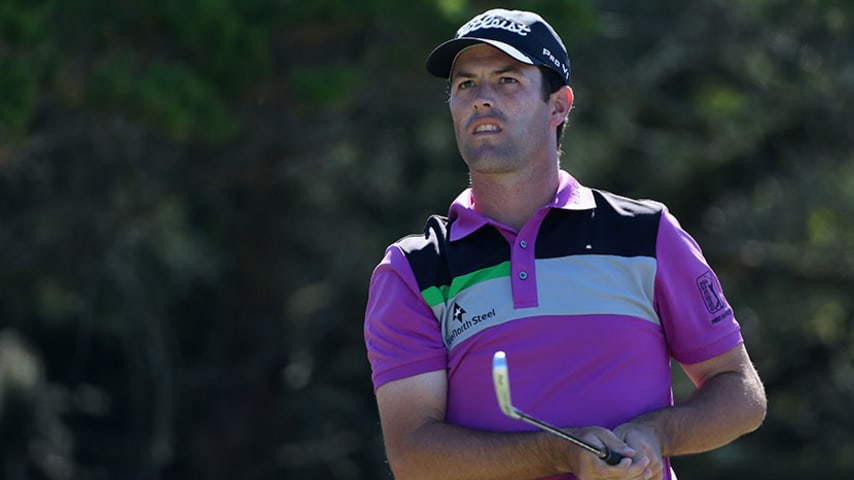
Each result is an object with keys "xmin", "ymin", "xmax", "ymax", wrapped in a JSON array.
[
  {"xmin": 470, "ymin": 118, "xmax": 503, "ymax": 135},
  {"xmin": 474, "ymin": 124, "xmax": 500, "ymax": 133}
]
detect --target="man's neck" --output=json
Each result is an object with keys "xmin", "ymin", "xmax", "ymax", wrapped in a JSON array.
[{"xmin": 469, "ymin": 163, "xmax": 560, "ymax": 231}]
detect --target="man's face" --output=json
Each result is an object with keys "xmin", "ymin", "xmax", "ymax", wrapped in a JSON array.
[{"xmin": 448, "ymin": 44, "xmax": 555, "ymax": 174}]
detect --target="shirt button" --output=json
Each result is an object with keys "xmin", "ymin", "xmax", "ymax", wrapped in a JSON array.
[
  {"xmin": 519, "ymin": 271, "xmax": 528, "ymax": 280},
  {"xmin": 520, "ymin": 240, "xmax": 528, "ymax": 249}
]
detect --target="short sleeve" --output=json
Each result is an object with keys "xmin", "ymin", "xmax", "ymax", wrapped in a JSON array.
[
  {"xmin": 654, "ymin": 209, "xmax": 743, "ymax": 364},
  {"xmin": 363, "ymin": 245, "xmax": 448, "ymax": 391}
]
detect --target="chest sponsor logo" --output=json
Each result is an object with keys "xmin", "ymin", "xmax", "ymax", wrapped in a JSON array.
[
  {"xmin": 453, "ymin": 303, "xmax": 466, "ymax": 322},
  {"xmin": 445, "ymin": 303, "xmax": 497, "ymax": 345}
]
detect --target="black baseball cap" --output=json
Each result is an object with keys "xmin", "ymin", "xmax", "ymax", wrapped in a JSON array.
[{"xmin": 426, "ymin": 9, "xmax": 571, "ymax": 85}]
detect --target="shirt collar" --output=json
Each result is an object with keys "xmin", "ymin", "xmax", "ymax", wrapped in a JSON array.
[{"xmin": 447, "ymin": 170, "xmax": 595, "ymax": 241}]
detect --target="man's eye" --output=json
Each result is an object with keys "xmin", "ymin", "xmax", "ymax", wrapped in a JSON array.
[
  {"xmin": 499, "ymin": 77, "xmax": 518, "ymax": 84},
  {"xmin": 458, "ymin": 80, "xmax": 475, "ymax": 89}
]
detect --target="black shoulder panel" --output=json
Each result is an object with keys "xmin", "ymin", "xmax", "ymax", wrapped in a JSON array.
[
  {"xmin": 396, "ymin": 215, "xmax": 511, "ymax": 292},
  {"xmin": 397, "ymin": 215, "xmax": 453, "ymax": 292},
  {"xmin": 536, "ymin": 190, "xmax": 664, "ymax": 259}
]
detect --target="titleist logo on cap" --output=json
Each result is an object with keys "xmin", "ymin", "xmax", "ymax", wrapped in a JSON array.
[{"xmin": 456, "ymin": 13, "xmax": 531, "ymax": 38}]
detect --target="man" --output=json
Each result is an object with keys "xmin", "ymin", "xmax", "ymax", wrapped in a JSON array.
[{"xmin": 364, "ymin": 9, "xmax": 766, "ymax": 480}]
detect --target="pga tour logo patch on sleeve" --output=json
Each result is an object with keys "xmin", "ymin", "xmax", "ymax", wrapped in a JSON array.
[
  {"xmin": 696, "ymin": 270, "xmax": 724, "ymax": 314},
  {"xmin": 696, "ymin": 270, "xmax": 734, "ymax": 324}
]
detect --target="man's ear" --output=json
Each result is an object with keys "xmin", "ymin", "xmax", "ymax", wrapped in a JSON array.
[{"xmin": 551, "ymin": 86, "xmax": 574, "ymax": 126}]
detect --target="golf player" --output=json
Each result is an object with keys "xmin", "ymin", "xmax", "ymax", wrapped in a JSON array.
[{"xmin": 364, "ymin": 9, "xmax": 766, "ymax": 480}]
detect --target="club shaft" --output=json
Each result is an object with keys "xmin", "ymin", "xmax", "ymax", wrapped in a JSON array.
[{"xmin": 512, "ymin": 408, "xmax": 607, "ymax": 458}]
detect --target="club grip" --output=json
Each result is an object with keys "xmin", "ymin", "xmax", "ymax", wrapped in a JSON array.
[{"xmin": 601, "ymin": 447, "xmax": 623, "ymax": 466}]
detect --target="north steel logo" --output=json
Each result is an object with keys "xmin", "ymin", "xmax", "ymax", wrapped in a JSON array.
[
  {"xmin": 445, "ymin": 303, "xmax": 498, "ymax": 345},
  {"xmin": 452, "ymin": 302, "xmax": 467, "ymax": 323}
]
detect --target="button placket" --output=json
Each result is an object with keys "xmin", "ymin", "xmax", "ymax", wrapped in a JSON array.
[
  {"xmin": 510, "ymin": 235, "xmax": 538, "ymax": 308},
  {"xmin": 518, "ymin": 239, "xmax": 530, "ymax": 281}
]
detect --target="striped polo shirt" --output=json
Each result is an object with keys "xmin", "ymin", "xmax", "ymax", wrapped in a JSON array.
[{"xmin": 364, "ymin": 170, "xmax": 742, "ymax": 478}]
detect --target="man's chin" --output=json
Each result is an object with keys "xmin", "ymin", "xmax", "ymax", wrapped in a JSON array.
[{"xmin": 462, "ymin": 158, "xmax": 519, "ymax": 175}]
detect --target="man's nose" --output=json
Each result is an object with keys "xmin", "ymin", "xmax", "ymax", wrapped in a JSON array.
[{"xmin": 473, "ymin": 84, "xmax": 495, "ymax": 110}]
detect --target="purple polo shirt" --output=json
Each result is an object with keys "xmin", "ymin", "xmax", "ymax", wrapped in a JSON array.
[{"xmin": 364, "ymin": 170, "xmax": 742, "ymax": 479}]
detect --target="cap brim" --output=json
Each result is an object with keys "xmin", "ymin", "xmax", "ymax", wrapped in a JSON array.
[{"xmin": 426, "ymin": 37, "xmax": 538, "ymax": 80}]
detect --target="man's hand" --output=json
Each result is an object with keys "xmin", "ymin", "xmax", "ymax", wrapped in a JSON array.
[
  {"xmin": 613, "ymin": 422, "xmax": 664, "ymax": 480},
  {"xmin": 563, "ymin": 426, "xmax": 654, "ymax": 480}
]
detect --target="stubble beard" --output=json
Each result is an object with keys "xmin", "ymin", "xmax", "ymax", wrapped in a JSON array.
[
  {"xmin": 458, "ymin": 123, "xmax": 552, "ymax": 176},
  {"xmin": 460, "ymin": 142, "xmax": 523, "ymax": 175}
]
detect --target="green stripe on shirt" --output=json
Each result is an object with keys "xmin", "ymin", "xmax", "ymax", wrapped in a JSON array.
[{"xmin": 421, "ymin": 261, "xmax": 511, "ymax": 307}]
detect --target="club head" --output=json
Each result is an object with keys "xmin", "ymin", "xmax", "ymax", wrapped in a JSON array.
[{"xmin": 492, "ymin": 351, "xmax": 521, "ymax": 419}]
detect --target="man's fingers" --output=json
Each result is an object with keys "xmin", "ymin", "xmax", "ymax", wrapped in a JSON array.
[{"xmin": 581, "ymin": 428, "xmax": 634, "ymax": 458}]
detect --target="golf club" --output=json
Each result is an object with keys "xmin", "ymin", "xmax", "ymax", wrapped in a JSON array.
[{"xmin": 492, "ymin": 351, "xmax": 623, "ymax": 466}]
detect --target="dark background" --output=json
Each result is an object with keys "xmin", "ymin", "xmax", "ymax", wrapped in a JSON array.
[{"xmin": 1, "ymin": 0, "xmax": 853, "ymax": 478}]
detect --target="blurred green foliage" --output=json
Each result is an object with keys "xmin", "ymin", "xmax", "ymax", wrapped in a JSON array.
[
  {"xmin": 91, "ymin": 56, "xmax": 237, "ymax": 141},
  {"xmin": 0, "ymin": 0, "xmax": 853, "ymax": 479}
]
